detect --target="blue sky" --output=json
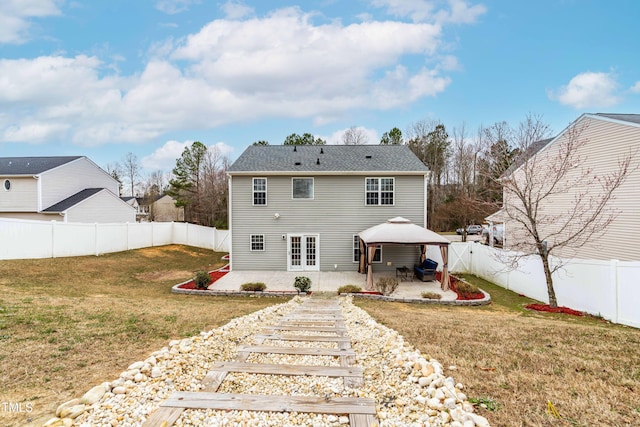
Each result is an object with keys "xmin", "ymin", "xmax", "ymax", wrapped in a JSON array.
[{"xmin": 1, "ymin": 0, "xmax": 639, "ymax": 179}]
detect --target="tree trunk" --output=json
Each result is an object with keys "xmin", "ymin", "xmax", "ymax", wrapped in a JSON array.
[{"xmin": 540, "ymin": 253, "xmax": 558, "ymax": 308}]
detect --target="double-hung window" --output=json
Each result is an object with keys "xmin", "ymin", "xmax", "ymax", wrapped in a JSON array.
[
  {"xmin": 292, "ymin": 178, "xmax": 314, "ymax": 199},
  {"xmin": 250, "ymin": 234, "xmax": 265, "ymax": 251},
  {"xmin": 253, "ymin": 178, "xmax": 267, "ymax": 205},
  {"xmin": 352, "ymin": 235, "xmax": 381, "ymax": 263},
  {"xmin": 365, "ymin": 177, "xmax": 394, "ymax": 206}
]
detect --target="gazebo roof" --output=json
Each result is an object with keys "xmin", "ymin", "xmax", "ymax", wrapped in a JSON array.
[{"xmin": 359, "ymin": 217, "xmax": 450, "ymax": 245}]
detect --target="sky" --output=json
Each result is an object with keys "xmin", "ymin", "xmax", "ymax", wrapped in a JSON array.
[{"xmin": 1, "ymin": 0, "xmax": 639, "ymax": 180}]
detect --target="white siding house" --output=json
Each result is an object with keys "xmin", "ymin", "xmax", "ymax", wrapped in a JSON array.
[
  {"xmin": 0, "ymin": 156, "xmax": 135, "ymax": 223},
  {"xmin": 502, "ymin": 113, "xmax": 640, "ymax": 261},
  {"xmin": 227, "ymin": 145, "xmax": 430, "ymax": 272}
]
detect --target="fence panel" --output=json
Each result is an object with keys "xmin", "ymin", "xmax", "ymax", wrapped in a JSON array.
[
  {"xmin": 53, "ymin": 222, "xmax": 97, "ymax": 258},
  {"xmin": 0, "ymin": 218, "xmax": 53, "ymax": 259},
  {"xmin": 617, "ymin": 261, "xmax": 640, "ymax": 328}
]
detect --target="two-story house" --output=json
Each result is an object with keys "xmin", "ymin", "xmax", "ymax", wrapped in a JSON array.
[
  {"xmin": 500, "ymin": 113, "xmax": 640, "ymax": 261},
  {"xmin": 0, "ymin": 156, "xmax": 135, "ymax": 223},
  {"xmin": 227, "ymin": 144, "xmax": 430, "ymax": 272}
]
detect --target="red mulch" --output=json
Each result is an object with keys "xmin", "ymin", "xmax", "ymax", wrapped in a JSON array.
[
  {"xmin": 177, "ymin": 269, "xmax": 228, "ymax": 290},
  {"xmin": 525, "ymin": 303, "xmax": 583, "ymax": 316},
  {"xmin": 437, "ymin": 271, "xmax": 484, "ymax": 300}
]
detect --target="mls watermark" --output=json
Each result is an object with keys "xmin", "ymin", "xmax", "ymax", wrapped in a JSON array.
[{"xmin": 1, "ymin": 401, "xmax": 34, "ymax": 413}]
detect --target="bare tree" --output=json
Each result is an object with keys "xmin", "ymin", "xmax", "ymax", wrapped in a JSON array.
[
  {"xmin": 500, "ymin": 114, "xmax": 634, "ymax": 307},
  {"xmin": 122, "ymin": 152, "xmax": 141, "ymax": 197},
  {"xmin": 342, "ymin": 126, "xmax": 369, "ymax": 145},
  {"xmin": 201, "ymin": 146, "xmax": 230, "ymax": 228},
  {"xmin": 104, "ymin": 162, "xmax": 123, "ymax": 195}
]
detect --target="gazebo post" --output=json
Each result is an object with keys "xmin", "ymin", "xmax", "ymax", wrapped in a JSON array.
[
  {"xmin": 439, "ymin": 244, "xmax": 450, "ymax": 291},
  {"xmin": 366, "ymin": 244, "xmax": 375, "ymax": 290}
]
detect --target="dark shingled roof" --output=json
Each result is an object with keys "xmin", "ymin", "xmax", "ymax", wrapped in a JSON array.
[
  {"xmin": 595, "ymin": 113, "xmax": 640, "ymax": 125},
  {"xmin": 0, "ymin": 156, "xmax": 82, "ymax": 175},
  {"xmin": 228, "ymin": 145, "xmax": 429, "ymax": 173},
  {"xmin": 42, "ymin": 188, "xmax": 104, "ymax": 212}
]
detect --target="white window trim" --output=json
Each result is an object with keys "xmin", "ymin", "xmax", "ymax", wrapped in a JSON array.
[
  {"xmin": 291, "ymin": 177, "xmax": 314, "ymax": 200},
  {"xmin": 250, "ymin": 234, "xmax": 265, "ymax": 251},
  {"xmin": 364, "ymin": 177, "xmax": 395, "ymax": 206},
  {"xmin": 252, "ymin": 177, "xmax": 267, "ymax": 206},
  {"xmin": 352, "ymin": 235, "xmax": 382, "ymax": 263}
]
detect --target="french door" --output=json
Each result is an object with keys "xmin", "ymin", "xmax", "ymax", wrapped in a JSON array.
[{"xmin": 288, "ymin": 234, "xmax": 319, "ymax": 271}]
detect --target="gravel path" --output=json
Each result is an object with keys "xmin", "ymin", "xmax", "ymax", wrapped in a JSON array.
[{"xmin": 49, "ymin": 296, "xmax": 491, "ymax": 427}]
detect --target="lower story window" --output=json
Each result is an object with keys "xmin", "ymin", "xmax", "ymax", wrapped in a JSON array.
[
  {"xmin": 250, "ymin": 234, "xmax": 265, "ymax": 251},
  {"xmin": 353, "ymin": 235, "xmax": 381, "ymax": 263}
]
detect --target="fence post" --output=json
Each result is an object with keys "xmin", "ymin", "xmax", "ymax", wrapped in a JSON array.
[
  {"xmin": 611, "ymin": 259, "xmax": 619, "ymax": 324},
  {"xmin": 95, "ymin": 223, "xmax": 99, "ymax": 256},
  {"xmin": 51, "ymin": 220, "xmax": 56, "ymax": 258}
]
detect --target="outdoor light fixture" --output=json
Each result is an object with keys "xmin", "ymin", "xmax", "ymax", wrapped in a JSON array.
[{"xmin": 274, "ymin": 213, "xmax": 280, "ymax": 219}]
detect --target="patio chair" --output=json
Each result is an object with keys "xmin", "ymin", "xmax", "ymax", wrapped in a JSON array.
[{"xmin": 414, "ymin": 258, "xmax": 437, "ymax": 282}]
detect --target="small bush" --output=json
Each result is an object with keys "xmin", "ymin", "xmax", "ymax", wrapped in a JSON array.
[
  {"xmin": 241, "ymin": 282, "xmax": 266, "ymax": 292},
  {"xmin": 294, "ymin": 276, "xmax": 311, "ymax": 293},
  {"xmin": 455, "ymin": 280, "xmax": 481, "ymax": 298},
  {"xmin": 375, "ymin": 277, "xmax": 399, "ymax": 296},
  {"xmin": 421, "ymin": 292, "xmax": 442, "ymax": 300},
  {"xmin": 194, "ymin": 271, "xmax": 212, "ymax": 289},
  {"xmin": 337, "ymin": 284, "xmax": 362, "ymax": 294}
]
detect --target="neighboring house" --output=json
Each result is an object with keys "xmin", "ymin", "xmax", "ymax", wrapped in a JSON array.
[
  {"xmin": 501, "ymin": 113, "xmax": 640, "ymax": 261},
  {"xmin": 152, "ymin": 194, "xmax": 185, "ymax": 222},
  {"xmin": 227, "ymin": 145, "xmax": 430, "ymax": 272},
  {"xmin": 0, "ymin": 156, "xmax": 135, "ymax": 223}
]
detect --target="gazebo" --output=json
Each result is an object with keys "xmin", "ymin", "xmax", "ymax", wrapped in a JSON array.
[{"xmin": 358, "ymin": 217, "xmax": 451, "ymax": 291}]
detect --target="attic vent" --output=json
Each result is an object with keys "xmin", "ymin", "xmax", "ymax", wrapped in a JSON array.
[
  {"xmin": 295, "ymin": 162, "xmax": 301, "ymax": 166},
  {"xmin": 316, "ymin": 158, "xmax": 320, "ymax": 165},
  {"xmin": 365, "ymin": 155, "xmax": 372, "ymax": 159}
]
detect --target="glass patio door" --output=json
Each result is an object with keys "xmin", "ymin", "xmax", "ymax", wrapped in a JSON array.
[{"xmin": 288, "ymin": 234, "xmax": 319, "ymax": 271}]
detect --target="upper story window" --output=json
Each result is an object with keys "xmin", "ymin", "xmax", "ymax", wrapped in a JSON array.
[
  {"xmin": 3, "ymin": 179, "xmax": 10, "ymax": 191},
  {"xmin": 292, "ymin": 178, "xmax": 314, "ymax": 199},
  {"xmin": 365, "ymin": 177, "xmax": 394, "ymax": 206},
  {"xmin": 253, "ymin": 178, "xmax": 267, "ymax": 205}
]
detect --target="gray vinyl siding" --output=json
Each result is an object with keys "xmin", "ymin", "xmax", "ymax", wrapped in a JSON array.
[
  {"xmin": 505, "ymin": 116, "xmax": 640, "ymax": 261},
  {"xmin": 231, "ymin": 174, "xmax": 426, "ymax": 271},
  {"xmin": 65, "ymin": 191, "xmax": 136, "ymax": 223},
  {"xmin": 40, "ymin": 158, "xmax": 119, "ymax": 210},
  {"xmin": 0, "ymin": 177, "xmax": 38, "ymax": 211}
]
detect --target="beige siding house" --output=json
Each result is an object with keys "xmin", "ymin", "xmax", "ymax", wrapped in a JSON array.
[
  {"xmin": 151, "ymin": 194, "xmax": 185, "ymax": 222},
  {"xmin": 227, "ymin": 145, "xmax": 429, "ymax": 272},
  {"xmin": 0, "ymin": 156, "xmax": 135, "ymax": 223},
  {"xmin": 502, "ymin": 113, "xmax": 640, "ymax": 261}
]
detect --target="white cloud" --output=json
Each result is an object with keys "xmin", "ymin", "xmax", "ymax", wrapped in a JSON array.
[
  {"xmin": 630, "ymin": 81, "xmax": 640, "ymax": 94},
  {"xmin": 221, "ymin": 1, "xmax": 254, "ymax": 19},
  {"xmin": 371, "ymin": 0, "xmax": 486, "ymax": 24},
  {"xmin": 0, "ymin": 6, "xmax": 468, "ymax": 146},
  {"xmin": 550, "ymin": 71, "xmax": 620, "ymax": 109},
  {"xmin": 0, "ymin": 0, "xmax": 62, "ymax": 44},
  {"xmin": 155, "ymin": 0, "xmax": 201, "ymax": 15},
  {"xmin": 141, "ymin": 140, "xmax": 234, "ymax": 171}
]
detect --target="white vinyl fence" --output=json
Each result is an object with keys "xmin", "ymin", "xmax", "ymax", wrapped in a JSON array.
[
  {"xmin": 423, "ymin": 242, "xmax": 640, "ymax": 328},
  {"xmin": 0, "ymin": 218, "xmax": 229, "ymax": 260}
]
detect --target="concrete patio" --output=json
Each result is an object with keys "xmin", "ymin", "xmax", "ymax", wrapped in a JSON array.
[{"xmin": 209, "ymin": 270, "xmax": 458, "ymax": 300}]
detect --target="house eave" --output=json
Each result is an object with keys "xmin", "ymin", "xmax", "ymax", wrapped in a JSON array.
[{"xmin": 227, "ymin": 170, "xmax": 430, "ymax": 176}]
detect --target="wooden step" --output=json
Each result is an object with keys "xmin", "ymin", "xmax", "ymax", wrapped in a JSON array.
[
  {"xmin": 160, "ymin": 391, "xmax": 377, "ymax": 415},
  {"xmin": 254, "ymin": 333, "xmax": 351, "ymax": 343},
  {"xmin": 237, "ymin": 344, "xmax": 355, "ymax": 357},
  {"xmin": 263, "ymin": 325, "xmax": 346, "ymax": 333},
  {"xmin": 207, "ymin": 361, "xmax": 362, "ymax": 378}
]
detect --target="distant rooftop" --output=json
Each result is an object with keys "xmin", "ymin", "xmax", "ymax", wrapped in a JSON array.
[
  {"xmin": 0, "ymin": 156, "xmax": 82, "ymax": 175},
  {"xmin": 594, "ymin": 113, "xmax": 640, "ymax": 125},
  {"xmin": 228, "ymin": 145, "xmax": 429, "ymax": 173}
]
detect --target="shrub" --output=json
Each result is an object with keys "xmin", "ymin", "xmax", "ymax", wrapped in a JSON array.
[
  {"xmin": 455, "ymin": 280, "xmax": 482, "ymax": 299},
  {"xmin": 421, "ymin": 292, "xmax": 442, "ymax": 300},
  {"xmin": 241, "ymin": 282, "xmax": 266, "ymax": 292},
  {"xmin": 375, "ymin": 277, "xmax": 399, "ymax": 296},
  {"xmin": 337, "ymin": 284, "xmax": 362, "ymax": 294},
  {"xmin": 294, "ymin": 276, "xmax": 311, "ymax": 293},
  {"xmin": 194, "ymin": 271, "xmax": 212, "ymax": 289}
]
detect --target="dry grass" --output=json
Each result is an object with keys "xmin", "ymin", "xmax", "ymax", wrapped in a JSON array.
[
  {"xmin": 2, "ymin": 249, "xmax": 639, "ymax": 427},
  {"xmin": 0, "ymin": 245, "xmax": 286, "ymax": 426},
  {"xmin": 356, "ymin": 276, "xmax": 640, "ymax": 427}
]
